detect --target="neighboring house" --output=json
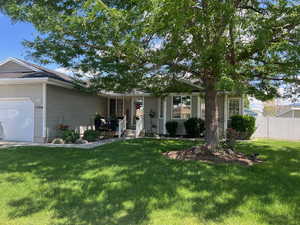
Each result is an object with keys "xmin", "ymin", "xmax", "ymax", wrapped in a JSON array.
[
  {"xmin": 0, "ymin": 57, "xmax": 244, "ymax": 143},
  {"xmin": 244, "ymin": 108, "xmax": 261, "ymax": 117},
  {"xmin": 277, "ymin": 103, "xmax": 300, "ymax": 118}
]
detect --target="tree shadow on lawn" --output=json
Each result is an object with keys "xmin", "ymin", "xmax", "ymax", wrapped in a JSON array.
[{"xmin": 0, "ymin": 139, "xmax": 300, "ymax": 225}]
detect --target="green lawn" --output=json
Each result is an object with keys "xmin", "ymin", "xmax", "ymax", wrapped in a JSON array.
[{"xmin": 0, "ymin": 139, "xmax": 299, "ymax": 225}]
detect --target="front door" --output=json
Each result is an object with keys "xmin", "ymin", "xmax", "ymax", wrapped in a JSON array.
[{"xmin": 109, "ymin": 99, "xmax": 116, "ymax": 118}]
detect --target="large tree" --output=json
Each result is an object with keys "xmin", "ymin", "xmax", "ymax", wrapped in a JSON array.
[{"xmin": 1, "ymin": 0, "xmax": 300, "ymax": 150}]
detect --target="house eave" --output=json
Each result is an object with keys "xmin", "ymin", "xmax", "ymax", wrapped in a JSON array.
[{"xmin": 0, "ymin": 78, "xmax": 74, "ymax": 89}]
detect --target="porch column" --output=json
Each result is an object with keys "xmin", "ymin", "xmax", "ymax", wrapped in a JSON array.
[
  {"xmin": 224, "ymin": 94, "xmax": 228, "ymax": 136},
  {"xmin": 131, "ymin": 97, "xmax": 134, "ymax": 126},
  {"xmin": 157, "ymin": 98, "xmax": 161, "ymax": 134},
  {"xmin": 197, "ymin": 96, "xmax": 201, "ymax": 118},
  {"xmin": 163, "ymin": 97, "xmax": 167, "ymax": 135},
  {"xmin": 241, "ymin": 94, "xmax": 245, "ymax": 115},
  {"xmin": 122, "ymin": 96, "xmax": 125, "ymax": 116}
]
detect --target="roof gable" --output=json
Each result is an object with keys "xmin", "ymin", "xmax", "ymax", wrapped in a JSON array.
[
  {"xmin": 0, "ymin": 59, "xmax": 38, "ymax": 73},
  {"xmin": 0, "ymin": 57, "xmax": 72, "ymax": 83}
]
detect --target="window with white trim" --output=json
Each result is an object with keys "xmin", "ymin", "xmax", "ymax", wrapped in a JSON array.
[
  {"xmin": 172, "ymin": 96, "xmax": 191, "ymax": 119},
  {"xmin": 228, "ymin": 98, "xmax": 240, "ymax": 118}
]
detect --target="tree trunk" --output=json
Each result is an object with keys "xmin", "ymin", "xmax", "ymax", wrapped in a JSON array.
[{"xmin": 204, "ymin": 84, "xmax": 219, "ymax": 152}]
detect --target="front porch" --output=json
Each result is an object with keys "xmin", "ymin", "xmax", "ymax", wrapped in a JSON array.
[
  {"xmin": 102, "ymin": 92, "xmax": 244, "ymax": 139},
  {"xmin": 105, "ymin": 94, "xmax": 145, "ymax": 138}
]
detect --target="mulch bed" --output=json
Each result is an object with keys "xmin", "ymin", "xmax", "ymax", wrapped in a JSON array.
[{"xmin": 163, "ymin": 147, "xmax": 263, "ymax": 166}]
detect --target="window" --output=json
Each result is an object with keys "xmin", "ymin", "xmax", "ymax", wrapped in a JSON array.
[
  {"xmin": 172, "ymin": 96, "xmax": 191, "ymax": 119},
  {"xmin": 228, "ymin": 99, "xmax": 240, "ymax": 118}
]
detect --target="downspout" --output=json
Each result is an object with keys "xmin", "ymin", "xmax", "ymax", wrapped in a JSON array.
[{"xmin": 42, "ymin": 83, "xmax": 47, "ymax": 143}]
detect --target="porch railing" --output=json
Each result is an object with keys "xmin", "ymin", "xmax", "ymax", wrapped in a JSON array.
[
  {"xmin": 118, "ymin": 115, "xmax": 127, "ymax": 138},
  {"xmin": 135, "ymin": 116, "xmax": 144, "ymax": 138}
]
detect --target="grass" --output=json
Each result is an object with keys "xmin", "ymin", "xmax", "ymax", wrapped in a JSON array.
[{"xmin": 0, "ymin": 139, "xmax": 299, "ymax": 225}]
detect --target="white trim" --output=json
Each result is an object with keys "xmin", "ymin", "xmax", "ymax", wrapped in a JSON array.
[
  {"xmin": 197, "ymin": 96, "xmax": 201, "ymax": 118},
  {"xmin": 0, "ymin": 97, "xmax": 32, "ymax": 102},
  {"xmin": 0, "ymin": 77, "xmax": 73, "ymax": 89},
  {"xmin": 99, "ymin": 91, "xmax": 228, "ymax": 98},
  {"xmin": 47, "ymin": 78, "xmax": 73, "ymax": 89},
  {"xmin": 171, "ymin": 95, "xmax": 192, "ymax": 120},
  {"xmin": 0, "ymin": 57, "xmax": 40, "ymax": 72},
  {"xmin": 228, "ymin": 97, "xmax": 242, "ymax": 119},
  {"xmin": 100, "ymin": 91, "xmax": 151, "ymax": 97},
  {"xmin": 224, "ymin": 94, "xmax": 228, "ymax": 134},
  {"xmin": 163, "ymin": 97, "xmax": 167, "ymax": 135},
  {"xmin": 241, "ymin": 95, "xmax": 244, "ymax": 115},
  {"xmin": 42, "ymin": 83, "xmax": 47, "ymax": 139},
  {"xmin": 169, "ymin": 92, "xmax": 202, "ymax": 96},
  {"xmin": 131, "ymin": 97, "xmax": 135, "ymax": 126},
  {"xmin": 122, "ymin": 96, "xmax": 125, "ymax": 116},
  {"xmin": 0, "ymin": 78, "xmax": 49, "ymax": 84},
  {"xmin": 157, "ymin": 97, "xmax": 161, "ymax": 133}
]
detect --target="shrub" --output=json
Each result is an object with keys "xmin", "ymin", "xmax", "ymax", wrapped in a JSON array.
[
  {"xmin": 230, "ymin": 115, "xmax": 256, "ymax": 140},
  {"xmin": 184, "ymin": 118, "xmax": 205, "ymax": 138},
  {"xmin": 60, "ymin": 129, "xmax": 80, "ymax": 143},
  {"xmin": 166, "ymin": 121, "xmax": 178, "ymax": 137},
  {"xmin": 83, "ymin": 130, "xmax": 101, "ymax": 142},
  {"xmin": 94, "ymin": 114, "xmax": 102, "ymax": 131}
]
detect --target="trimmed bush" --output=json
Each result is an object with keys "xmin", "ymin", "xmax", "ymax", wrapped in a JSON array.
[
  {"xmin": 94, "ymin": 114, "xmax": 102, "ymax": 131},
  {"xmin": 184, "ymin": 118, "xmax": 205, "ymax": 138},
  {"xmin": 166, "ymin": 121, "xmax": 178, "ymax": 137},
  {"xmin": 60, "ymin": 129, "xmax": 80, "ymax": 143},
  {"xmin": 230, "ymin": 115, "xmax": 256, "ymax": 140},
  {"xmin": 83, "ymin": 130, "xmax": 101, "ymax": 142}
]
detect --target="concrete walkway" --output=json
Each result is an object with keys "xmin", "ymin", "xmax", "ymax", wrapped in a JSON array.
[{"xmin": 0, "ymin": 137, "xmax": 132, "ymax": 149}]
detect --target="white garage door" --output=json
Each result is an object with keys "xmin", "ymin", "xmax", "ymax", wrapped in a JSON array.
[{"xmin": 0, "ymin": 99, "xmax": 34, "ymax": 142}]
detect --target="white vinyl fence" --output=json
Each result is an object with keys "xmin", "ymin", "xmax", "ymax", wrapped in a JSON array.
[{"xmin": 253, "ymin": 116, "xmax": 300, "ymax": 141}]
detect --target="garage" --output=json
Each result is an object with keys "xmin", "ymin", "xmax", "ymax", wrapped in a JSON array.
[{"xmin": 0, "ymin": 99, "xmax": 34, "ymax": 142}]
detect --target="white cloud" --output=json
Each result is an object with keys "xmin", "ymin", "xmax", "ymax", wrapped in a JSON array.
[{"xmin": 55, "ymin": 67, "xmax": 73, "ymax": 76}]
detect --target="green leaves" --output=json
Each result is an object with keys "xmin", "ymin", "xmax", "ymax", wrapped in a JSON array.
[{"xmin": 1, "ymin": 0, "xmax": 300, "ymax": 100}]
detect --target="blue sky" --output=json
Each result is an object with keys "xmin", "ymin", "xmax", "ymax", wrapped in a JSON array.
[{"xmin": 0, "ymin": 13, "xmax": 57, "ymax": 69}]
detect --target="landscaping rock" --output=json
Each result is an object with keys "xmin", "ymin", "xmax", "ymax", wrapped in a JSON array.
[
  {"xmin": 75, "ymin": 139, "xmax": 89, "ymax": 144},
  {"xmin": 163, "ymin": 146, "xmax": 263, "ymax": 166},
  {"xmin": 225, "ymin": 149, "xmax": 235, "ymax": 155},
  {"xmin": 51, "ymin": 138, "xmax": 65, "ymax": 144}
]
